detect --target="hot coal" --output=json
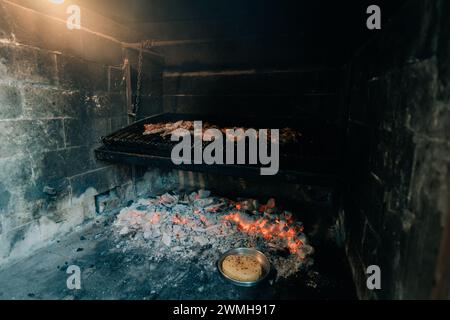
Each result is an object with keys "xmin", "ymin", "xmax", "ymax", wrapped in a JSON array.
[{"xmin": 112, "ymin": 190, "xmax": 314, "ymax": 280}]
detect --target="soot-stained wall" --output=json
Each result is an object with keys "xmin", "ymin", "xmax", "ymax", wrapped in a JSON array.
[
  {"xmin": 0, "ymin": 0, "xmax": 137, "ymax": 265},
  {"xmin": 343, "ymin": 0, "xmax": 450, "ymax": 299},
  {"xmin": 162, "ymin": 68, "xmax": 340, "ymax": 118}
]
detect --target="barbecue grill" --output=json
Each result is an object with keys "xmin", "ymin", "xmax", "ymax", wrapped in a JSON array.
[{"xmin": 95, "ymin": 113, "xmax": 343, "ymax": 187}]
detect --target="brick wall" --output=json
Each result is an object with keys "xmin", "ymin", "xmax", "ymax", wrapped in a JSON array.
[
  {"xmin": 0, "ymin": 1, "xmax": 137, "ymax": 265},
  {"xmin": 343, "ymin": 0, "xmax": 450, "ymax": 299}
]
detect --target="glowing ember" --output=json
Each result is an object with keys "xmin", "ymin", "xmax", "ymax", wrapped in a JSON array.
[
  {"xmin": 113, "ymin": 190, "xmax": 314, "ymax": 280},
  {"xmin": 172, "ymin": 214, "xmax": 188, "ymax": 225},
  {"xmin": 221, "ymin": 212, "xmax": 303, "ymax": 254}
]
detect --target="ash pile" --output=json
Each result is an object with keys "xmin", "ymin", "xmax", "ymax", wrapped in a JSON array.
[{"xmin": 113, "ymin": 190, "xmax": 314, "ymax": 280}]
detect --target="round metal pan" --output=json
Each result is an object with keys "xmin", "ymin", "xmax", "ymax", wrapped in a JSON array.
[{"xmin": 217, "ymin": 248, "xmax": 271, "ymax": 287}]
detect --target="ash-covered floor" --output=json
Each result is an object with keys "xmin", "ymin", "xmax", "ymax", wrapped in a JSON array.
[{"xmin": 0, "ymin": 214, "xmax": 356, "ymax": 300}]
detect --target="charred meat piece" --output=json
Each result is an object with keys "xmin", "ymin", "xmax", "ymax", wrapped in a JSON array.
[{"xmin": 143, "ymin": 121, "xmax": 302, "ymax": 145}]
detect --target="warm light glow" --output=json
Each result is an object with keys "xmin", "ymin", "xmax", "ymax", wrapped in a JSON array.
[
  {"xmin": 221, "ymin": 210, "xmax": 304, "ymax": 254},
  {"xmin": 49, "ymin": 0, "xmax": 65, "ymax": 4},
  {"xmin": 172, "ymin": 214, "xmax": 188, "ymax": 225}
]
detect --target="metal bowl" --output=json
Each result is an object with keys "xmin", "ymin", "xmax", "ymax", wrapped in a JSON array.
[{"xmin": 217, "ymin": 248, "xmax": 271, "ymax": 287}]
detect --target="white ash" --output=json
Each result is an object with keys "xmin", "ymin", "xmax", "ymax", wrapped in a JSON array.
[{"xmin": 112, "ymin": 190, "xmax": 314, "ymax": 280}]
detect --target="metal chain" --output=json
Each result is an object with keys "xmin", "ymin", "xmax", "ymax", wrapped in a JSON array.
[
  {"xmin": 134, "ymin": 40, "xmax": 155, "ymax": 116},
  {"xmin": 134, "ymin": 42, "xmax": 144, "ymax": 116}
]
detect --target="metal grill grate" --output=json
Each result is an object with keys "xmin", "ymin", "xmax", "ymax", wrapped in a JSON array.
[
  {"xmin": 102, "ymin": 114, "xmax": 338, "ymax": 158},
  {"xmin": 96, "ymin": 113, "xmax": 342, "ymax": 184}
]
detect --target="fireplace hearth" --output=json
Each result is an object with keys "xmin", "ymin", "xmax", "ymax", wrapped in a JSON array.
[
  {"xmin": 0, "ymin": 189, "xmax": 355, "ymax": 300},
  {"xmin": 0, "ymin": 0, "xmax": 448, "ymax": 302}
]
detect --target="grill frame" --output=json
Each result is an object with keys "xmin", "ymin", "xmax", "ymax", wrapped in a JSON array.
[{"xmin": 95, "ymin": 113, "xmax": 343, "ymax": 186}]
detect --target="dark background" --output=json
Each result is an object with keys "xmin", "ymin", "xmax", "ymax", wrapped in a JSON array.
[{"xmin": 79, "ymin": 0, "xmax": 408, "ymax": 67}]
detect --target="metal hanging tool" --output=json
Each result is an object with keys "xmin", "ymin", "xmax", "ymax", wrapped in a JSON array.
[
  {"xmin": 133, "ymin": 40, "xmax": 155, "ymax": 118},
  {"xmin": 133, "ymin": 43, "xmax": 143, "ymax": 116}
]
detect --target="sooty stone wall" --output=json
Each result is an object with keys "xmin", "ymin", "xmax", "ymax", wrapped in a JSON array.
[
  {"xmin": 163, "ymin": 68, "xmax": 340, "ymax": 119},
  {"xmin": 0, "ymin": 2, "xmax": 134, "ymax": 265},
  {"xmin": 343, "ymin": 0, "xmax": 450, "ymax": 299}
]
